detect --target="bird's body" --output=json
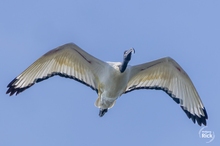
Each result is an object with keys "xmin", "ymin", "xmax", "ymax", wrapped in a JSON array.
[
  {"xmin": 95, "ymin": 62, "xmax": 131, "ymax": 110},
  {"xmin": 6, "ymin": 43, "xmax": 208, "ymax": 126}
]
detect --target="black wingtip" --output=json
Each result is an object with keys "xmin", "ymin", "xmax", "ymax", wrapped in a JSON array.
[
  {"xmin": 6, "ymin": 78, "xmax": 19, "ymax": 96},
  {"xmin": 6, "ymin": 84, "xmax": 29, "ymax": 96},
  {"xmin": 181, "ymin": 106, "xmax": 208, "ymax": 126},
  {"xmin": 6, "ymin": 87, "xmax": 15, "ymax": 96},
  {"xmin": 6, "ymin": 77, "xmax": 32, "ymax": 96}
]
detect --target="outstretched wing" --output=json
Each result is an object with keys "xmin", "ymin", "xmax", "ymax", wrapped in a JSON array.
[
  {"xmin": 6, "ymin": 43, "xmax": 107, "ymax": 95},
  {"xmin": 125, "ymin": 57, "xmax": 208, "ymax": 126}
]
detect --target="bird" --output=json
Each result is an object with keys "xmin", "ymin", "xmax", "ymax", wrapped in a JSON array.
[{"xmin": 6, "ymin": 43, "xmax": 208, "ymax": 126}]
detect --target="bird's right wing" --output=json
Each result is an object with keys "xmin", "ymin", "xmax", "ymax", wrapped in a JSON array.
[
  {"xmin": 6, "ymin": 43, "xmax": 108, "ymax": 95},
  {"xmin": 124, "ymin": 57, "xmax": 207, "ymax": 126}
]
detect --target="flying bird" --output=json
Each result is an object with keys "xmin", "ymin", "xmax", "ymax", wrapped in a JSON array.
[{"xmin": 6, "ymin": 43, "xmax": 208, "ymax": 126}]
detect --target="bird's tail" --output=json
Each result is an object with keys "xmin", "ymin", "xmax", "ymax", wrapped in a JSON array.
[{"xmin": 94, "ymin": 97, "xmax": 116, "ymax": 109}]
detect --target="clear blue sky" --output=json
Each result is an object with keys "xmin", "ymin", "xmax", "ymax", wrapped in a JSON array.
[{"xmin": 0, "ymin": 0, "xmax": 219, "ymax": 146}]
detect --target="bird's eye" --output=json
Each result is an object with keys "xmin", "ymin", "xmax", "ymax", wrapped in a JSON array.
[{"xmin": 124, "ymin": 51, "xmax": 127, "ymax": 54}]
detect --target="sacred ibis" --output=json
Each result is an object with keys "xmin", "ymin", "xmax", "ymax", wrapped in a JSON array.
[{"xmin": 6, "ymin": 43, "xmax": 208, "ymax": 126}]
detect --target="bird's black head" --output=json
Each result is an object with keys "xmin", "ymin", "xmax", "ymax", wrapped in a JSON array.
[
  {"xmin": 123, "ymin": 48, "xmax": 135, "ymax": 62},
  {"xmin": 120, "ymin": 48, "xmax": 135, "ymax": 73}
]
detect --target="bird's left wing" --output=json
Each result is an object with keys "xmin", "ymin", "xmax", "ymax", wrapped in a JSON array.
[
  {"xmin": 124, "ymin": 57, "xmax": 207, "ymax": 126},
  {"xmin": 6, "ymin": 43, "xmax": 107, "ymax": 96}
]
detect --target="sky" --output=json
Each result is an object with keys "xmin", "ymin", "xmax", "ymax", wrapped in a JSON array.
[{"xmin": 0, "ymin": 0, "xmax": 219, "ymax": 146}]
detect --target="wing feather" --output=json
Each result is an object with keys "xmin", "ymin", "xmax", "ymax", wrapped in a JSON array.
[
  {"xmin": 6, "ymin": 43, "xmax": 107, "ymax": 95},
  {"xmin": 125, "ymin": 57, "xmax": 207, "ymax": 126}
]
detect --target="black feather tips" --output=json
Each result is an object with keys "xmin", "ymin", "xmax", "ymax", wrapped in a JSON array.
[
  {"xmin": 6, "ymin": 77, "xmax": 33, "ymax": 96},
  {"xmin": 6, "ymin": 72, "xmax": 98, "ymax": 96},
  {"xmin": 125, "ymin": 86, "xmax": 208, "ymax": 126},
  {"xmin": 181, "ymin": 106, "xmax": 208, "ymax": 126}
]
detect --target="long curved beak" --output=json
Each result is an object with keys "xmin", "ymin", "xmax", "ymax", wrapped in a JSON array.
[{"xmin": 130, "ymin": 48, "xmax": 135, "ymax": 54}]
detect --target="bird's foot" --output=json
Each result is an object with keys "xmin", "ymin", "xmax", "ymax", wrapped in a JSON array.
[{"xmin": 99, "ymin": 109, "xmax": 108, "ymax": 117}]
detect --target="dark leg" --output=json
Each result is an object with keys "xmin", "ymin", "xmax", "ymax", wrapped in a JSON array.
[{"xmin": 99, "ymin": 109, "xmax": 108, "ymax": 117}]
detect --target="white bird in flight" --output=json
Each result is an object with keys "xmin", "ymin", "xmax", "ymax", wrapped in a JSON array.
[{"xmin": 6, "ymin": 43, "xmax": 208, "ymax": 126}]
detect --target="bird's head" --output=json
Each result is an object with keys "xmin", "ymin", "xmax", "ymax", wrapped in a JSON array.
[
  {"xmin": 123, "ymin": 48, "xmax": 135, "ymax": 62},
  {"xmin": 120, "ymin": 48, "xmax": 135, "ymax": 73}
]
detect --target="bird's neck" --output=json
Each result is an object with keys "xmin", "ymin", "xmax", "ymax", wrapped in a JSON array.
[{"xmin": 119, "ymin": 60, "xmax": 129, "ymax": 73}]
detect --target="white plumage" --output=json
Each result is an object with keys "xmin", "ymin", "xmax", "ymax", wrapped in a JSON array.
[{"xmin": 6, "ymin": 43, "xmax": 208, "ymax": 126}]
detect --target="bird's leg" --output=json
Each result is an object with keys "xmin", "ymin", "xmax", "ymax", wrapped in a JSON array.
[{"xmin": 99, "ymin": 108, "xmax": 108, "ymax": 117}]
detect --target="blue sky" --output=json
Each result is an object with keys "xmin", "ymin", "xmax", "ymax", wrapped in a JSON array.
[{"xmin": 0, "ymin": 0, "xmax": 219, "ymax": 145}]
